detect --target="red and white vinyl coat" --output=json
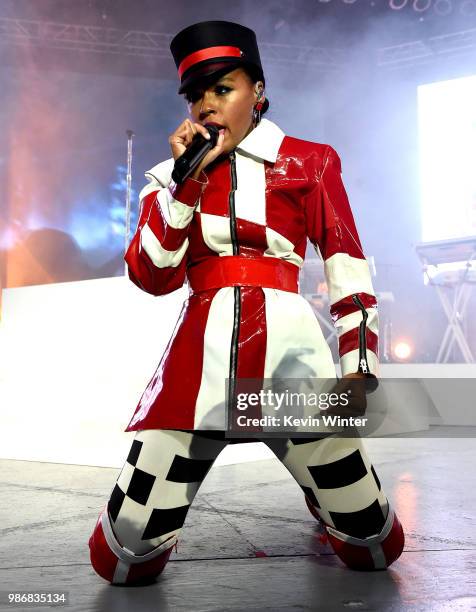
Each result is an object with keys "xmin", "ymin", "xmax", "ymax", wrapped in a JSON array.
[{"xmin": 124, "ymin": 118, "xmax": 378, "ymax": 431}]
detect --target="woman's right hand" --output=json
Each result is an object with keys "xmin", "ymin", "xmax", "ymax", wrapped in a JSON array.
[{"xmin": 169, "ymin": 119, "xmax": 225, "ymax": 180}]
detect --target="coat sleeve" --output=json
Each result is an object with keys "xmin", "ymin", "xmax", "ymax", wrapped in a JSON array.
[
  {"xmin": 124, "ymin": 164, "xmax": 208, "ymax": 296},
  {"xmin": 304, "ymin": 145, "xmax": 379, "ymax": 377}
]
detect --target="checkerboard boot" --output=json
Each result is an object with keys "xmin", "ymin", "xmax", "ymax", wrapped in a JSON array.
[
  {"xmin": 324, "ymin": 507, "xmax": 404, "ymax": 571},
  {"xmin": 89, "ymin": 506, "xmax": 176, "ymax": 585}
]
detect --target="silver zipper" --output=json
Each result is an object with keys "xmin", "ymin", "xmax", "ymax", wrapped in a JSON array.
[
  {"xmin": 351, "ymin": 294, "xmax": 369, "ymax": 374},
  {"xmin": 227, "ymin": 150, "xmax": 241, "ymax": 417}
]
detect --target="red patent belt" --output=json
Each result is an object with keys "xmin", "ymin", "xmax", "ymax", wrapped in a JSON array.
[{"xmin": 187, "ymin": 255, "xmax": 299, "ymax": 294}]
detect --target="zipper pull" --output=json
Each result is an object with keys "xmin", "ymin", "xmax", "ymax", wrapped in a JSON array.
[{"xmin": 359, "ymin": 358, "xmax": 369, "ymax": 374}]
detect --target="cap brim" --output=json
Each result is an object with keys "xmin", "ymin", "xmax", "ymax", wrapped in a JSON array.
[{"xmin": 178, "ymin": 59, "xmax": 245, "ymax": 94}]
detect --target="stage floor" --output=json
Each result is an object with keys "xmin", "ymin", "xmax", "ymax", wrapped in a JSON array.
[{"xmin": 1, "ymin": 434, "xmax": 475, "ymax": 611}]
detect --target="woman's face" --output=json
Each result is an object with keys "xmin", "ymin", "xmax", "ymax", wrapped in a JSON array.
[{"xmin": 184, "ymin": 67, "xmax": 261, "ymax": 153}]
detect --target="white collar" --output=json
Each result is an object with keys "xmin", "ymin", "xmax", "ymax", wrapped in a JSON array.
[
  {"xmin": 236, "ymin": 118, "xmax": 285, "ymax": 163},
  {"xmin": 145, "ymin": 118, "xmax": 286, "ymax": 185}
]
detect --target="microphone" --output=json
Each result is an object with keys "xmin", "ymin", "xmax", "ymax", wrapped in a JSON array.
[{"xmin": 172, "ymin": 124, "xmax": 220, "ymax": 184}]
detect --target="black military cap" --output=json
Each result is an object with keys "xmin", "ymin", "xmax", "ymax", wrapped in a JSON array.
[{"xmin": 170, "ymin": 20, "xmax": 265, "ymax": 94}]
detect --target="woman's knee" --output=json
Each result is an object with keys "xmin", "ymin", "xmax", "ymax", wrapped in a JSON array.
[{"xmin": 89, "ymin": 506, "xmax": 176, "ymax": 585}]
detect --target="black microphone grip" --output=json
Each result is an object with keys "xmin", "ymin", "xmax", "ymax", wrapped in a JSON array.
[{"xmin": 171, "ymin": 125, "xmax": 219, "ymax": 184}]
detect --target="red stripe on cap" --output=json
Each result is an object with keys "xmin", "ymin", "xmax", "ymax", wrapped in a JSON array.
[{"xmin": 178, "ymin": 46, "xmax": 242, "ymax": 78}]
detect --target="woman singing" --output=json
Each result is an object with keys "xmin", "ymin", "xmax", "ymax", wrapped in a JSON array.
[{"xmin": 89, "ymin": 20, "xmax": 404, "ymax": 585}]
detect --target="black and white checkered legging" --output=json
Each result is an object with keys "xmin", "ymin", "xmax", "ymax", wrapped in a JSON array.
[{"xmin": 107, "ymin": 429, "xmax": 389, "ymax": 555}]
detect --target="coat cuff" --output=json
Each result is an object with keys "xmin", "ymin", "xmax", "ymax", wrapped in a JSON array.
[
  {"xmin": 168, "ymin": 171, "xmax": 208, "ymax": 207},
  {"xmin": 340, "ymin": 349, "xmax": 379, "ymax": 377},
  {"xmin": 340, "ymin": 351, "xmax": 379, "ymax": 392}
]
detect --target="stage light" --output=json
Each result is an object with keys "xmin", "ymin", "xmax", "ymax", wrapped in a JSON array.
[
  {"xmin": 413, "ymin": 0, "xmax": 432, "ymax": 11},
  {"xmin": 434, "ymin": 0, "xmax": 453, "ymax": 14},
  {"xmin": 418, "ymin": 75, "xmax": 476, "ymax": 243},
  {"xmin": 394, "ymin": 341, "xmax": 413, "ymax": 361},
  {"xmin": 461, "ymin": 0, "xmax": 476, "ymax": 14},
  {"xmin": 389, "ymin": 0, "xmax": 409, "ymax": 9}
]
